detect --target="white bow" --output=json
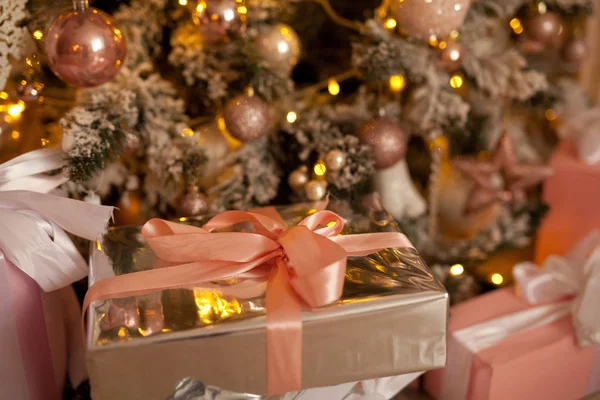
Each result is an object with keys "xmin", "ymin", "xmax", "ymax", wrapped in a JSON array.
[
  {"xmin": 440, "ymin": 231, "xmax": 600, "ymax": 400},
  {"xmin": 0, "ymin": 149, "xmax": 113, "ymax": 291}
]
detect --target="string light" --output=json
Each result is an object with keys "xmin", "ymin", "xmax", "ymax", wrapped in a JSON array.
[
  {"xmin": 449, "ymin": 73, "xmax": 464, "ymax": 89},
  {"xmin": 181, "ymin": 128, "xmax": 194, "ymax": 137},
  {"xmin": 11, "ymin": 131, "xmax": 19, "ymax": 140},
  {"xmin": 328, "ymin": 79, "xmax": 340, "ymax": 96},
  {"xmin": 538, "ymin": 1, "xmax": 547, "ymax": 14},
  {"xmin": 238, "ymin": 5, "xmax": 247, "ymax": 14},
  {"xmin": 178, "ymin": 0, "xmax": 188, "ymax": 6},
  {"xmin": 545, "ymin": 109, "xmax": 557, "ymax": 121},
  {"xmin": 7, "ymin": 101, "xmax": 25, "ymax": 118},
  {"xmin": 0, "ymin": 91, "xmax": 7, "ymax": 100},
  {"xmin": 449, "ymin": 264, "xmax": 464, "ymax": 276},
  {"xmin": 179, "ymin": 217, "xmax": 188, "ymax": 222},
  {"xmin": 510, "ymin": 18, "xmax": 524, "ymax": 34},
  {"xmin": 33, "ymin": 30, "xmax": 44, "ymax": 40},
  {"xmin": 428, "ymin": 34, "xmax": 439, "ymax": 47},
  {"xmin": 384, "ymin": 18, "xmax": 397, "ymax": 29},
  {"xmin": 449, "ymin": 30, "xmax": 460, "ymax": 40},
  {"xmin": 286, "ymin": 111, "xmax": 298, "ymax": 123},
  {"xmin": 41, "ymin": 138, "xmax": 50, "ymax": 147},
  {"xmin": 491, "ymin": 273, "xmax": 504, "ymax": 285},
  {"xmin": 96, "ymin": 241, "xmax": 102, "ymax": 251},
  {"xmin": 197, "ymin": 1, "xmax": 206, "ymax": 12},
  {"xmin": 438, "ymin": 41, "xmax": 447, "ymax": 50},
  {"xmin": 313, "ymin": 160, "xmax": 327, "ymax": 177},
  {"xmin": 389, "ymin": 74, "xmax": 406, "ymax": 93}
]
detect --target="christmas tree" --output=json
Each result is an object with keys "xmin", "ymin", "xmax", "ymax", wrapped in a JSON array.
[{"xmin": 0, "ymin": 0, "xmax": 596, "ymax": 298}]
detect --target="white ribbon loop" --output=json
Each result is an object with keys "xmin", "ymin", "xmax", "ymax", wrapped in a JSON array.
[
  {"xmin": 0, "ymin": 149, "xmax": 114, "ymax": 292},
  {"xmin": 0, "ymin": 148, "xmax": 67, "ymax": 192}
]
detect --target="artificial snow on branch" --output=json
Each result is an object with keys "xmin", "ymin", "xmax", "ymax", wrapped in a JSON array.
[{"xmin": 0, "ymin": 0, "xmax": 30, "ymax": 90}]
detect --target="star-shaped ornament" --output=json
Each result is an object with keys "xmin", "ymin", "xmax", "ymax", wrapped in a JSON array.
[{"xmin": 453, "ymin": 134, "xmax": 553, "ymax": 214}]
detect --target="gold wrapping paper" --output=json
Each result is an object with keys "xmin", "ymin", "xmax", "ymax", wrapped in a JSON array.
[{"xmin": 86, "ymin": 202, "xmax": 448, "ymax": 400}]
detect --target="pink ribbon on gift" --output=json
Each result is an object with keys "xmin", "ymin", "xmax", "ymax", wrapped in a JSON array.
[
  {"xmin": 0, "ymin": 149, "xmax": 113, "ymax": 400},
  {"xmin": 440, "ymin": 231, "xmax": 600, "ymax": 400},
  {"xmin": 83, "ymin": 205, "xmax": 413, "ymax": 395}
]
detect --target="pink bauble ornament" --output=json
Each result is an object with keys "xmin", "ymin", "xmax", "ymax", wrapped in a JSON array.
[
  {"xmin": 255, "ymin": 23, "xmax": 301, "ymax": 71},
  {"xmin": 193, "ymin": 0, "xmax": 245, "ymax": 43},
  {"xmin": 562, "ymin": 39, "xmax": 587, "ymax": 63},
  {"xmin": 391, "ymin": 0, "xmax": 471, "ymax": 40},
  {"xmin": 176, "ymin": 189, "xmax": 209, "ymax": 217},
  {"xmin": 355, "ymin": 117, "xmax": 408, "ymax": 170},
  {"xmin": 526, "ymin": 12, "xmax": 562, "ymax": 45},
  {"xmin": 222, "ymin": 95, "xmax": 273, "ymax": 142},
  {"xmin": 45, "ymin": 6, "xmax": 126, "ymax": 87}
]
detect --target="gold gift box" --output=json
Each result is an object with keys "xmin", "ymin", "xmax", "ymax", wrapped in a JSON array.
[{"xmin": 86, "ymin": 202, "xmax": 448, "ymax": 399}]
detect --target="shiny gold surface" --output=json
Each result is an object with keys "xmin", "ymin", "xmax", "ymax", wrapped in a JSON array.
[{"xmin": 89, "ymin": 202, "xmax": 445, "ymax": 347}]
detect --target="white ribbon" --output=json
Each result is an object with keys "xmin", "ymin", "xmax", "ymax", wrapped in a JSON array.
[
  {"xmin": 557, "ymin": 106, "xmax": 600, "ymax": 165},
  {"xmin": 440, "ymin": 231, "xmax": 600, "ymax": 400},
  {"xmin": 0, "ymin": 149, "xmax": 113, "ymax": 291}
]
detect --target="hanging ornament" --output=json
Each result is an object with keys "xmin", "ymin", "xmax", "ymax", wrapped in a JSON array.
[
  {"xmin": 391, "ymin": 0, "xmax": 471, "ymax": 41},
  {"xmin": 525, "ymin": 11, "xmax": 562, "ymax": 46},
  {"xmin": 222, "ymin": 94, "xmax": 273, "ymax": 143},
  {"xmin": 562, "ymin": 39, "xmax": 587, "ymax": 64},
  {"xmin": 324, "ymin": 149, "xmax": 346, "ymax": 172},
  {"xmin": 355, "ymin": 117, "xmax": 407, "ymax": 170},
  {"xmin": 196, "ymin": 123, "xmax": 230, "ymax": 189},
  {"xmin": 114, "ymin": 191, "xmax": 146, "ymax": 226},
  {"xmin": 305, "ymin": 179, "xmax": 327, "ymax": 201},
  {"xmin": 193, "ymin": 0, "xmax": 245, "ymax": 43},
  {"xmin": 255, "ymin": 23, "xmax": 301, "ymax": 72},
  {"xmin": 288, "ymin": 166, "xmax": 309, "ymax": 192},
  {"xmin": 452, "ymin": 134, "xmax": 553, "ymax": 214},
  {"xmin": 45, "ymin": 0, "xmax": 126, "ymax": 87},
  {"xmin": 438, "ymin": 41, "xmax": 463, "ymax": 72},
  {"xmin": 176, "ymin": 187, "xmax": 209, "ymax": 217}
]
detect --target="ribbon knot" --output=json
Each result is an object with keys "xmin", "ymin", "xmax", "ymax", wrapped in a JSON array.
[{"xmin": 85, "ymin": 205, "xmax": 413, "ymax": 395}]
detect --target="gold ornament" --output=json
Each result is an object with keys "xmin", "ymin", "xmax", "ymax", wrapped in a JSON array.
[
  {"xmin": 255, "ymin": 23, "xmax": 301, "ymax": 71},
  {"xmin": 193, "ymin": 0, "xmax": 246, "ymax": 43},
  {"xmin": 305, "ymin": 179, "xmax": 327, "ymax": 201},
  {"xmin": 288, "ymin": 166, "xmax": 309, "ymax": 192},
  {"xmin": 222, "ymin": 94, "xmax": 274, "ymax": 142},
  {"xmin": 325, "ymin": 149, "xmax": 346, "ymax": 172}
]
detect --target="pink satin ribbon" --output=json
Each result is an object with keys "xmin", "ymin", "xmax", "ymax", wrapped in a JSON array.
[{"xmin": 84, "ymin": 207, "xmax": 413, "ymax": 395}]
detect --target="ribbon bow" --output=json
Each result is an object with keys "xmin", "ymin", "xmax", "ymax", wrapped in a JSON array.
[
  {"xmin": 84, "ymin": 206, "xmax": 412, "ymax": 395},
  {"xmin": 514, "ymin": 230, "xmax": 600, "ymax": 347},
  {"xmin": 441, "ymin": 231, "xmax": 600, "ymax": 400}
]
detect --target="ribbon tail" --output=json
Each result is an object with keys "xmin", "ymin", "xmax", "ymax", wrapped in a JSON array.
[{"xmin": 266, "ymin": 258, "xmax": 303, "ymax": 395}]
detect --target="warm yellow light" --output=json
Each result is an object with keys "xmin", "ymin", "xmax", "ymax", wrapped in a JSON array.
[
  {"xmin": 286, "ymin": 111, "xmax": 298, "ymax": 123},
  {"xmin": 96, "ymin": 241, "xmax": 102, "ymax": 251},
  {"xmin": 439, "ymin": 41, "xmax": 447, "ymax": 49},
  {"xmin": 196, "ymin": 2, "xmax": 206, "ymax": 12},
  {"xmin": 428, "ymin": 34, "xmax": 439, "ymax": 47},
  {"xmin": 117, "ymin": 327, "xmax": 128, "ymax": 339},
  {"xmin": 314, "ymin": 160, "xmax": 327, "ymax": 177},
  {"xmin": 328, "ymin": 79, "xmax": 340, "ymax": 96},
  {"xmin": 179, "ymin": 217, "xmax": 188, "ymax": 222},
  {"xmin": 384, "ymin": 18, "xmax": 397, "ymax": 29},
  {"xmin": 449, "ymin": 74, "xmax": 464, "ymax": 89},
  {"xmin": 11, "ymin": 131, "xmax": 19, "ymax": 139},
  {"xmin": 178, "ymin": 0, "xmax": 188, "ymax": 5},
  {"xmin": 326, "ymin": 220, "xmax": 337, "ymax": 227},
  {"xmin": 41, "ymin": 138, "xmax": 50, "ymax": 147},
  {"xmin": 0, "ymin": 91, "xmax": 8, "ymax": 100},
  {"xmin": 181, "ymin": 127, "xmax": 194, "ymax": 137},
  {"xmin": 33, "ymin": 30, "xmax": 44, "ymax": 40},
  {"xmin": 510, "ymin": 18, "xmax": 521, "ymax": 29},
  {"xmin": 449, "ymin": 30, "xmax": 459, "ymax": 40},
  {"xmin": 389, "ymin": 74, "xmax": 406, "ymax": 93},
  {"xmin": 545, "ymin": 109, "xmax": 557, "ymax": 121},
  {"xmin": 7, "ymin": 101, "xmax": 25, "ymax": 118},
  {"xmin": 238, "ymin": 5, "xmax": 247, "ymax": 14},
  {"xmin": 514, "ymin": 25, "xmax": 524, "ymax": 34},
  {"xmin": 538, "ymin": 1, "xmax": 547, "ymax": 14},
  {"xmin": 194, "ymin": 291, "xmax": 241, "ymax": 324},
  {"xmin": 449, "ymin": 264, "xmax": 464, "ymax": 276},
  {"xmin": 491, "ymin": 273, "xmax": 504, "ymax": 285}
]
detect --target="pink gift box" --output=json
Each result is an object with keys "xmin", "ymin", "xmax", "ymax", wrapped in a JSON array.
[
  {"xmin": 0, "ymin": 262, "xmax": 86, "ymax": 400},
  {"xmin": 536, "ymin": 140, "xmax": 600, "ymax": 263},
  {"xmin": 423, "ymin": 287, "xmax": 598, "ymax": 400}
]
